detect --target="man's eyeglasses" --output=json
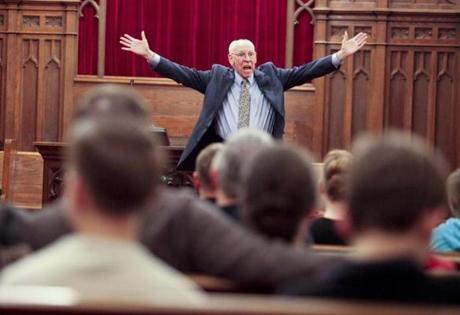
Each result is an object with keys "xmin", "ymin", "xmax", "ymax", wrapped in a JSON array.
[{"xmin": 232, "ymin": 51, "xmax": 256, "ymax": 59}]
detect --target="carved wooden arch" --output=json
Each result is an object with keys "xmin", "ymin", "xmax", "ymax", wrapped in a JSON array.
[
  {"xmin": 78, "ymin": 0, "xmax": 106, "ymax": 77},
  {"xmin": 78, "ymin": 0, "xmax": 100, "ymax": 18}
]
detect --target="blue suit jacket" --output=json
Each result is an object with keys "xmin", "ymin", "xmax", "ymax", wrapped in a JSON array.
[{"xmin": 153, "ymin": 55, "xmax": 337, "ymax": 170}]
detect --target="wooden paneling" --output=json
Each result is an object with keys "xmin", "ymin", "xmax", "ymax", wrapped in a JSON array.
[
  {"xmin": 0, "ymin": 0, "xmax": 79, "ymax": 151},
  {"xmin": 313, "ymin": 0, "xmax": 460, "ymax": 168},
  {"xmin": 0, "ymin": 151, "xmax": 3, "ymax": 191}
]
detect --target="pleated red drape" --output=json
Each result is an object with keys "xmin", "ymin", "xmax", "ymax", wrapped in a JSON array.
[
  {"xmin": 78, "ymin": 4, "xmax": 99, "ymax": 74},
  {"xmin": 78, "ymin": 0, "xmax": 314, "ymax": 76}
]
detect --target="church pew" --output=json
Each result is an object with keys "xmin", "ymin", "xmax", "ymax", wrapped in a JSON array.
[
  {"xmin": 1, "ymin": 287, "xmax": 460, "ymax": 315},
  {"xmin": 0, "ymin": 139, "xmax": 43, "ymax": 209}
]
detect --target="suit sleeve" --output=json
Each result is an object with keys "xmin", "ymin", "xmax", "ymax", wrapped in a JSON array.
[
  {"xmin": 150, "ymin": 56, "xmax": 212, "ymax": 94},
  {"xmin": 277, "ymin": 55, "xmax": 338, "ymax": 90}
]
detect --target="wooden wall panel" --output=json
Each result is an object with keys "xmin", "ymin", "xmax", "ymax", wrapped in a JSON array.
[
  {"xmin": 0, "ymin": 0, "xmax": 79, "ymax": 151},
  {"xmin": 43, "ymin": 39, "xmax": 62, "ymax": 141},
  {"xmin": 352, "ymin": 50, "xmax": 371, "ymax": 137},
  {"xmin": 412, "ymin": 51, "xmax": 431, "ymax": 137},
  {"xmin": 326, "ymin": 67, "xmax": 346, "ymax": 150},
  {"xmin": 313, "ymin": 0, "xmax": 460, "ymax": 168},
  {"xmin": 386, "ymin": 50, "xmax": 409, "ymax": 130},
  {"xmin": 435, "ymin": 51, "xmax": 456, "ymax": 166},
  {"xmin": 20, "ymin": 39, "xmax": 39, "ymax": 150}
]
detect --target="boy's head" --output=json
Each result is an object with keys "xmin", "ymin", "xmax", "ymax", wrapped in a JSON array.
[
  {"xmin": 348, "ymin": 131, "xmax": 449, "ymax": 239},
  {"xmin": 241, "ymin": 144, "xmax": 317, "ymax": 242},
  {"xmin": 65, "ymin": 117, "xmax": 160, "ymax": 221}
]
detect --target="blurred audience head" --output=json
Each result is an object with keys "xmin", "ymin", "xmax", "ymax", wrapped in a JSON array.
[
  {"xmin": 211, "ymin": 128, "xmax": 274, "ymax": 206},
  {"xmin": 73, "ymin": 84, "xmax": 150, "ymax": 124},
  {"xmin": 65, "ymin": 116, "xmax": 160, "ymax": 230},
  {"xmin": 349, "ymin": 130, "xmax": 448, "ymax": 240},
  {"xmin": 193, "ymin": 143, "xmax": 224, "ymax": 202},
  {"xmin": 447, "ymin": 169, "xmax": 460, "ymax": 218},
  {"xmin": 241, "ymin": 144, "xmax": 317, "ymax": 243},
  {"xmin": 322, "ymin": 149, "xmax": 352, "ymax": 203}
]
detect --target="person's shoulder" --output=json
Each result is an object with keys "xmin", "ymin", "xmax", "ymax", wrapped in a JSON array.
[
  {"xmin": 257, "ymin": 62, "xmax": 277, "ymax": 71},
  {"xmin": 0, "ymin": 237, "xmax": 70, "ymax": 285},
  {"xmin": 210, "ymin": 63, "xmax": 231, "ymax": 72}
]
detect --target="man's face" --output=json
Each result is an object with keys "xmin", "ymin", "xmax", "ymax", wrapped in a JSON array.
[{"xmin": 228, "ymin": 43, "xmax": 257, "ymax": 79}]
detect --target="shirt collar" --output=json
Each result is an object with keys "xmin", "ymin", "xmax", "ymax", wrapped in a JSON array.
[{"xmin": 234, "ymin": 71, "xmax": 255, "ymax": 86}]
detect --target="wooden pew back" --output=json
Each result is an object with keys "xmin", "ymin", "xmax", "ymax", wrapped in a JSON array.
[
  {"xmin": 1, "ymin": 139, "xmax": 43, "ymax": 209},
  {"xmin": 1, "ymin": 289, "xmax": 460, "ymax": 315}
]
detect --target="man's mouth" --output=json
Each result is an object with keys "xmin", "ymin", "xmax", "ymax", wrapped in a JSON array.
[{"xmin": 243, "ymin": 65, "xmax": 252, "ymax": 70}]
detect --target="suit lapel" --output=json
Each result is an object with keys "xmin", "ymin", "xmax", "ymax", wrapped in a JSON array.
[{"xmin": 254, "ymin": 69, "xmax": 284, "ymax": 117}]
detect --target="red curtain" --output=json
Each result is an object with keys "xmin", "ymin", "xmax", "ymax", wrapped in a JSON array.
[
  {"xmin": 78, "ymin": 4, "xmax": 99, "ymax": 75},
  {"xmin": 78, "ymin": 0, "xmax": 314, "ymax": 77}
]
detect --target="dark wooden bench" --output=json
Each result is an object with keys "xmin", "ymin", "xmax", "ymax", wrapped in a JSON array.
[{"xmin": 1, "ymin": 287, "xmax": 460, "ymax": 315}]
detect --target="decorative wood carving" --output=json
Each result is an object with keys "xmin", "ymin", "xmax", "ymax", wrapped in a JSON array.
[
  {"xmin": 415, "ymin": 28, "xmax": 433, "ymax": 39},
  {"xmin": 23, "ymin": 15, "xmax": 39, "ymax": 27},
  {"xmin": 45, "ymin": 16, "xmax": 63, "ymax": 28},
  {"xmin": 439, "ymin": 28, "xmax": 456, "ymax": 40},
  {"xmin": 391, "ymin": 27, "xmax": 410, "ymax": 39}
]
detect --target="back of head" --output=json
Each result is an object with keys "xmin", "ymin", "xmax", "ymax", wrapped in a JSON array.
[
  {"xmin": 447, "ymin": 169, "xmax": 460, "ymax": 217},
  {"xmin": 213, "ymin": 128, "xmax": 274, "ymax": 198},
  {"xmin": 322, "ymin": 149, "xmax": 352, "ymax": 202},
  {"xmin": 195, "ymin": 143, "xmax": 224, "ymax": 190},
  {"xmin": 349, "ymin": 131, "xmax": 448, "ymax": 233},
  {"xmin": 68, "ymin": 117, "xmax": 160, "ymax": 216},
  {"xmin": 73, "ymin": 84, "xmax": 150, "ymax": 124},
  {"xmin": 242, "ymin": 144, "xmax": 317, "ymax": 242}
]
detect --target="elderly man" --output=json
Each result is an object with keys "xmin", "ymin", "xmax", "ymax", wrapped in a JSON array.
[{"xmin": 120, "ymin": 32, "xmax": 367, "ymax": 170}]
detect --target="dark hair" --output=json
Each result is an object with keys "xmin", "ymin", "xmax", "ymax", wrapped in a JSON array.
[
  {"xmin": 323, "ymin": 149, "xmax": 352, "ymax": 202},
  {"xmin": 241, "ymin": 144, "xmax": 317, "ymax": 242},
  {"xmin": 68, "ymin": 117, "xmax": 160, "ymax": 216},
  {"xmin": 349, "ymin": 131, "xmax": 449, "ymax": 233},
  {"xmin": 447, "ymin": 169, "xmax": 460, "ymax": 218},
  {"xmin": 195, "ymin": 143, "xmax": 224, "ymax": 189},
  {"xmin": 73, "ymin": 85, "xmax": 150, "ymax": 123}
]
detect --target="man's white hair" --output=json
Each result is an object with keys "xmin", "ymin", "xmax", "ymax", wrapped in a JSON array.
[{"xmin": 228, "ymin": 39, "xmax": 255, "ymax": 54}]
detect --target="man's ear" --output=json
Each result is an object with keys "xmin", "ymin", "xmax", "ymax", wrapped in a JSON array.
[
  {"xmin": 192, "ymin": 171, "xmax": 200, "ymax": 191},
  {"xmin": 319, "ymin": 181, "xmax": 326, "ymax": 195},
  {"xmin": 64, "ymin": 171, "xmax": 86, "ymax": 220},
  {"xmin": 228, "ymin": 54, "xmax": 236, "ymax": 69},
  {"xmin": 337, "ymin": 208, "xmax": 353, "ymax": 241},
  {"xmin": 419, "ymin": 206, "xmax": 447, "ymax": 239},
  {"xmin": 210, "ymin": 168, "xmax": 220, "ymax": 190}
]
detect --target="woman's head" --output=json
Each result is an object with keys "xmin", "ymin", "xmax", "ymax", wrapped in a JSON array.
[{"xmin": 322, "ymin": 150, "xmax": 353, "ymax": 202}]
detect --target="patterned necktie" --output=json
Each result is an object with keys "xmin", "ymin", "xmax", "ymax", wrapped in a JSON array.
[{"xmin": 238, "ymin": 79, "xmax": 250, "ymax": 129}]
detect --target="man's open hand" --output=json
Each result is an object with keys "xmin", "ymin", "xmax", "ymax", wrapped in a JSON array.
[
  {"xmin": 120, "ymin": 31, "xmax": 154, "ymax": 60},
  {"xmin": 336, "ymin": 31, "xmax": 368, "ymax": 61}
]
